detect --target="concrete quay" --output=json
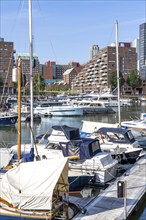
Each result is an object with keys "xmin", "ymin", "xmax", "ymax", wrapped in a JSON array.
[{"xmin": 72, "ymin": 156, "xmax": 146, "ymax": 220}]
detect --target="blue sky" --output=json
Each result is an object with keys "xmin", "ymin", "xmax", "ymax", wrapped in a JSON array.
[{"xmin": 0, "ymin": 0, "xmax": 145, "ymax": 64}]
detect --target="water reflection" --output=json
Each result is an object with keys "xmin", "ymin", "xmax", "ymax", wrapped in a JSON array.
[
  {"xmin": 0, "ymin": 126, "xmax": 17, "ymax": 147},
  {"xmin": 1, "ymin": 104, "xmax": 146, "ymax": 146}
]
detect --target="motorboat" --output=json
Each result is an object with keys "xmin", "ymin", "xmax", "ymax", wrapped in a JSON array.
[
  {"xmin": 39, "ymin": 125, "xmax": 119, "ymax": 186},
  {"xmin": 121, "ymin": 113, "xmax": 146, "ymax": 131},
  {"xmin": 0, "ymin": 112, "xmax": 18, "ymax": 126},
  {"xmin": 81, "ymin": 120, "xmax": 118, "ymax": 134},
  {"xmin": 34, "ymin": 103, "xmax": 84, "ymax": 117},
  {"xmin": 81, "ymin": 126, "xmax": 143, "ymax": 164},
  {"xmin": 72, "ymin": 99, "xmax": 115, "ymax": 115},
  {"xmin": 23, "ymin": 113, "xmax": 41, "ymax": 123},
  {"xmin": 11, "ymin": 125, "xmax": 118, "ymax": 189}
]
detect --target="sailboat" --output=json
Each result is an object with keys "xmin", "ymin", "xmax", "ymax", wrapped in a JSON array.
[{"xmin": 0, "ymin": 1, "xmax": 78, "ymax": 219}]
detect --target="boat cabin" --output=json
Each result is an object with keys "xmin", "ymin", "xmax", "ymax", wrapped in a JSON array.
[
  {"xmin": 99, "ymin": 127, "xmax": 136, "ymax": 144},
  {"xmin": 47, "ymin": 125, "xmax": 102, "ymax": 161}
]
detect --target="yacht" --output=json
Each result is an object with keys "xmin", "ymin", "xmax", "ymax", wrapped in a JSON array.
[
  {"xmin": 34, "ymin": 102, "xmax": 84, "ymax": 117},
  {"xmin": 72, "ymin": 99, "xmax": 115, "ymax": 114}
]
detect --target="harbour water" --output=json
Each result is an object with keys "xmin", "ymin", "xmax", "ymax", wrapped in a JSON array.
[{"xmin": 0, "ymin": 104, "xmax": 146, "ymax": 219}]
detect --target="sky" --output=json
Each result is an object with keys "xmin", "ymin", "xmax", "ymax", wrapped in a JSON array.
[{"xmin": 0, "ymin": 0, "xmax": 146, "ymax": 65}]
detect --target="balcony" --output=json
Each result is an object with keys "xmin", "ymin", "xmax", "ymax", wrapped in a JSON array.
[
  {"xmin": 99, "ymin": 69, "xmax": 104, "ymax": 73},
  {"xmin": 102, "ymin": 53, "xmax": 107, "ymax": 57},
  {"xmin": 97, "ymin": 58, "xmax": 101, "ymax": 62},
  {"xmin": 89, "ymin": 64, "xmax": 94, "ymax": 68},
  {"xmin": 101, "ymin": 81, "xmax": 107, "ymax": 84},
  {"xmin": 102, "ymin": 73, "xmax": 107, "ymax": 77},
  {"xmin": 102, "ymin": 65, "xmax": 107, "ymax": 69}
]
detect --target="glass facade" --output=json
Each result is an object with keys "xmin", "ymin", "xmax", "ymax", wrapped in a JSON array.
[{"xmin": 139, "ymin": 23, "xmax": 146, "ymax": 78}]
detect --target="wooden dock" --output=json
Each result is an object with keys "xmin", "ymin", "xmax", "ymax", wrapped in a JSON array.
[{"xmin": 72, "ymin": 156, "xmax": 146, "ymax": 220}]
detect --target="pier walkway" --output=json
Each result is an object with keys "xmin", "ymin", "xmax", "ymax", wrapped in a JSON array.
[{"xmin": 72, "ymin": 156, "xmax": 146, "ymax": 220}]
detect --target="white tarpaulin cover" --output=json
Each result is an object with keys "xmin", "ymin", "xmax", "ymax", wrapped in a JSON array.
[
  {"xmin": 0, "ymin": 148, "xmax": 13, "ymax": 169},
  {"xmin": 0, "ymin": 157, "xmax": 68, "ymax": 210}
]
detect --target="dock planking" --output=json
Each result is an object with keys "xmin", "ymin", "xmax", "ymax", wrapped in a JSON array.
[{"xmin": 72, "ymin": 156, "xmax": 146, "ymax": 220}]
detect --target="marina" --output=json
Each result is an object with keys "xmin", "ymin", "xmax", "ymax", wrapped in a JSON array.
[
  {"xmin": 1, "ymin": 0, "xmax": 146, "ymax": 219},
  {"xmin": 0, "ymin": 104, "xmax": 146, "ymax": 219}
]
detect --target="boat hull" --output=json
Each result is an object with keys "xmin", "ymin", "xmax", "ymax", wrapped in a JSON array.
[
  {"xmin": 112, "ymin": 149, "xmax": 142, "ymax": 164},
  {"xmin": 0, "ymin": 115, "xmax": 18, "ymax": 126},
  {"xmin": 0, "ymin": 209, "xmax": 52, "ymax": 219},
  {"xmin": 34, "ymin": 106, "xmax": 83, "ymax": 117},
  {"xmin": 69, "ymin": 175, "xmax": 93, "ymax": 191}
]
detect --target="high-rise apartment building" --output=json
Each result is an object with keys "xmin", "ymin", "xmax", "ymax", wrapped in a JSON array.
[
  {"xmin": 131, "ymin": 38, "xmax": 139, "ymax": 71},
  {"xmin": 17, "ymin": 53, "xmax": 40, "ymax": 84},
  {"xmin": 90, "ymin": 45, "xmax": 99, "ymax": 60},
  {"xmin": 139, "ymin": 23, "xmax": 146, "ymax": 78},
  {"xmin": 0, "ymin": 38, "xmax": 15, "ymax": 93},
  {"xmin": 72, "ymin": 43, "xmax": 137, "ymax": 93}
]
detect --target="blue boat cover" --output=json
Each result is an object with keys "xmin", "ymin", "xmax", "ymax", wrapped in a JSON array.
[{"xmin": 52, "ymin": 125, "xmax": 80, "ymax": 140}]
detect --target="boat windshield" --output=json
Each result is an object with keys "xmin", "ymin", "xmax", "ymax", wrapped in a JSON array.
[
  {"xmin": 127, "ymin": 130, "xmax": 135, "ymax": 140},
  {"xmin": 106, "ymin": 132, "xmax": 125, "ymax": 142}
]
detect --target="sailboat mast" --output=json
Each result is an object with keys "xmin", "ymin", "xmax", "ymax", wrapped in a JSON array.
[
  {"xmin": 28, "ymin": 0, "xmax": 34, "ymax": 149},
  {"xmin": 17, "ymin": 58, "xmax": 21, "ymax": 161},
  {"xmin": 115, "ymin": 20, "xmax": 121, "ymax": 126}
]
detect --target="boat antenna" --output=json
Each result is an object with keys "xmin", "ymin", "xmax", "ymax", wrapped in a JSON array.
[
  {"xmin": 28, "ymin": 0, "xmax": 34, "ymax": 149},
  {"xmin": 115, "ymin": 20, "xmax": 121, "ymax": 126}
]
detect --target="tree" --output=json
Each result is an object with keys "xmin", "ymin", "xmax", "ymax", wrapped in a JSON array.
[
  {"xmin": 33, "ymin": 74, "xmax": 45, "ymax": 95},
  {"xmin": 109, "ymin": 71, "xmax": 125, "ymax": 90},
  {"xmin": 126, "ymin": 70, "xmax": 141, "ymax": 94}
]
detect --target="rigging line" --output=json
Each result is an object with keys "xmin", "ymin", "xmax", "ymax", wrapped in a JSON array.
[
  {"xmin": 106, "ymin": 22, "xmax": 115, "ymax": 47},
  {"xmin": 7, "ymin": 0, "xmax": 25, "ymax": 36},
  {"xmin": 0, "ymin": 49, "xmax": 15, "ymax": 105},
  {"xmin": 36, "ymin": 0, "xmax": 58, "ymax": 62}
]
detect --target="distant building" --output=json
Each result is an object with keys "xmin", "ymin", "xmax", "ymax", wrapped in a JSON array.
[
  {"xmin": 0, "ymin": 38, "xmax": 15, "ymax": 93},
  {"xmin": 131, "ymin": 38, "xmax": 139, "ymax": 72},
  {"xmin": 139, "ymin": 23, "xmax": 146, "ymax": 79},
  {"xmin": 43, "ymin": 61, "xmax": 81, "ymax": 84},
  {"xmin": 72, "ymin": 43, "xmax": 137, "ymax": 93},
  {"xmin": 63, "ymin": 68, "xmax": 78, "ymax": 88},
  {"xmin": 90, "ymin": 45, "xmax": 99, "ymax": 60},
  {"xmin": 16, "ymin": 53, "xmax": 40, "ymax": 84}
]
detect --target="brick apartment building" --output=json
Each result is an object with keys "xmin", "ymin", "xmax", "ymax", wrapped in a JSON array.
[
  {"xmin": 63, "ymin": 68, "xmax": 78, "ymax": 88},
  {"xmin": 43, "ymin": 61, "xmax": 81, "ymax": 83},
  {"xmin": 0, "ymin": 38, "xmax": 15, "ymax": 93},
  {"xmin": 72, "ymin": 43, "xmax": 137, "ymax": 94}
]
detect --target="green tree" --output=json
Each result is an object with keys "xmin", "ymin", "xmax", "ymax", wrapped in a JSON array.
[
  {"xmin": 126, "ymin": 70, "xmax": 141, "ymax": 94},
  {"xmin": 33, "ymin": 74, "xmax": 45, "ymax": 95},
  {"xmin": 109, "ymin": 71, "xmax": 125, "ymax": 90}
]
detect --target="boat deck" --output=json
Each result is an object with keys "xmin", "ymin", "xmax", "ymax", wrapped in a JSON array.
[{"xmin": 72, "ymin": 156, "xmax": 146, "ymax": 220}]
